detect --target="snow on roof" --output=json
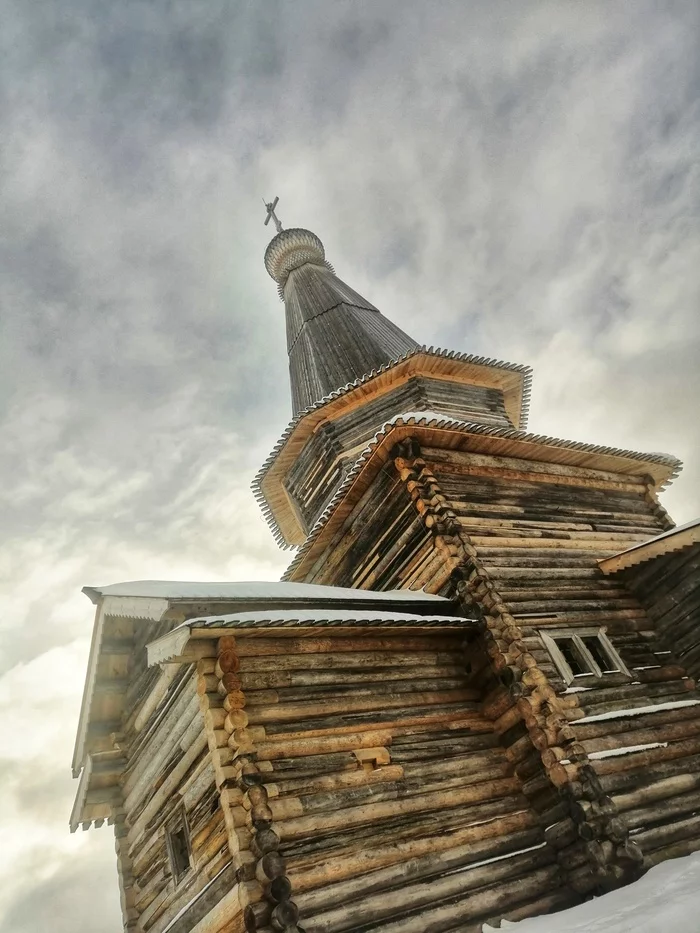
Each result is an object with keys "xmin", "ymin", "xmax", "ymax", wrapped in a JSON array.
[
  {"xmin": 599, "ymin": 517, "xmax": 700, "ymax": 574},
  {"xmin": 83, "ymin": 580, "xmax": 448, "ymax": 603},
  {"xmin": 485, "ymin": 849, "xmax": 700, "ymax": 932}
]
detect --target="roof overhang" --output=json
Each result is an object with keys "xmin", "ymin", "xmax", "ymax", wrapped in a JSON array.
[
  {"xmin": 599, "ymin": 518, "xmax": 700, "ymax": 574},
  {"xmin": 254, "ymin": 347, "xmax": 532, "ymax": 546},
  {"xmin": 284, "ymin": 412, "xmax": 682, "ymax": 581},
  {"xmin": 72, "ymin": 580, "xmax": 453, "ymax": 778},
  {"xmin": 146, "ymin": 607, "xmax": 473, "ymax": 666},
  {"xmin": 71, "ymin": 593, "xmax": 173, "ymax": 778}
]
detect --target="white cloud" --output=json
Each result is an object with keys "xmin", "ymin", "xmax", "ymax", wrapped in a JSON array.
[{"xmin": 0, "ymin": 1, "xmax": 698, "ymax": 928}]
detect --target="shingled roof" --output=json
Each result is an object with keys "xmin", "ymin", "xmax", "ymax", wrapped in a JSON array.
[{"xmin": 265, "ymin": 227, "xmax": 419, "ymax": 415}]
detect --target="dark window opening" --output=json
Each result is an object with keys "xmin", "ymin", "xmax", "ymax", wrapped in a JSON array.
[
  {"xmin": 167, "ymin": 825, "xmax": 191, "ymax": 882},
  {"xmin": 582, "ymin": 636, "xmax": 619, "ymax": 673},
  {"xmin": 554, "ymin": 638, "xmax": 591, "ymax": 677}
]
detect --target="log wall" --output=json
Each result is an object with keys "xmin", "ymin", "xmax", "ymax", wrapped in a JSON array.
[
  {"xmin": 599, "ymin": 543, "xmax": 700, "ymax": 867},
  {"xmin": 298, "ymin": 463, "xmax": 456, "ymax": 595},
  {"xmin": 215, "ymin": 629, "xmax": 567, "ymax": 933},
  {"xmin": 390, "ymin": 444, "xmax": 700, "ymax": 883},
  {"xmin": 120, "ymin": 665, "xmax": 234, "ymax": 933},
  {"xmin": 619, "ymin": 544, "xmax": 700, "ymax": 681},
  {"xmin": 292, "ymin": 437, "xmax": 700, "ymax": 899},
  {"xmin": 283, "ymin": 377, "xmax": 514, "ymax": 535}
]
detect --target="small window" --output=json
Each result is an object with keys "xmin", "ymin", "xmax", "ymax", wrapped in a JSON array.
[
  {"xmin": 541, "ymin": 628, "xmax": 628, "ymax": 685},
  {"xmin": 581, "ymin": 635, "xmax": 619, "ymax": 674},
  {"xmin": 166, "ymin": 809, "xmax": 192, "ymax": 883}
]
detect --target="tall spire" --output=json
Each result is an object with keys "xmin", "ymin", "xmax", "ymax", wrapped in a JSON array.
[{"xmin": 264, "ymin": 220, "xmax": 419, "ymax": 416}]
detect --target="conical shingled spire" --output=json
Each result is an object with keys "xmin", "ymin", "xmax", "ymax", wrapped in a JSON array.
[{"xmin": 265, "ymin": 227, "xmax": 419, "ymax": 415}]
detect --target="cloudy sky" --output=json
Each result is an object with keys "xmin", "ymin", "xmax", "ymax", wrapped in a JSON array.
[{"xmin": 0, "ymin": 1, "xmax": 699, "ymax": 929}]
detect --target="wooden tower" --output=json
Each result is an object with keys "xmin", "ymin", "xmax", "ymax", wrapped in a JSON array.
[{"xmin": 72, "ymin": 212, "xmax": 700, "ymax": 933}]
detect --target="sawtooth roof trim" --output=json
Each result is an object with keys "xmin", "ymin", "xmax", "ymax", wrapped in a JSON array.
[
  {"xmin": 147, "ymin": 609, "xmax": 475, "ymax": 665},
  {"xmin": 283, "ymin": 411, "xmax": 682, "ymax": 580},
  {"xmin": 599, "ymin": 517, "xmax": 700, "ymax": 575}
]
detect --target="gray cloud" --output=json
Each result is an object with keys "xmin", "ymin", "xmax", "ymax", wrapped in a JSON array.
[{"xmin": 1, "ymin": 1, "xmax": 699, "ymax": 929}]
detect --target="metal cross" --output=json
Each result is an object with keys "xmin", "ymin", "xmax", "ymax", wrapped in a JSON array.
[{"xmin": 263, "ymin": 196, "xmax": 283, "ymax": 234}]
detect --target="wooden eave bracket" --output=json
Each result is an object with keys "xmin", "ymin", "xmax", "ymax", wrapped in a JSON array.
[
  {"xmin": 69, "ymin": 752, "xmax": 125, "ymax": 832},
  {"xmin": 72, "ymin": 594, "xmax": 170, "ymax": 778}
]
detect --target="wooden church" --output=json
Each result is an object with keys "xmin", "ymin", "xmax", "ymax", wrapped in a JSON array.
[{"xmin": 71, "ymin": 203, "xmax": 700, "ymax": 933}]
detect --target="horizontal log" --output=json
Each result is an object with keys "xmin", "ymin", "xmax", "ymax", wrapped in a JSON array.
[
  {"xmin": 243, "ymin": 676, "xmax": 471, "ymax": 705},
  {"xmin": 591, "ymin": 735, "xmax": 700, "ymax": 775},
  {"xmin": 256, "ymin": 730, "xmax": 394, "ymax": 761},
  {"xmin": 233, "ymin": 634, "xmax": 465, "ymax": 656},
  {"xmin": 236, "ymin": 664, "xmax": 466, "ymax": 689},
  {"xmin": 580, "ymin": 717, "xmax": 700, "ymax": 756},
  {"xmin": 270, "ymin": 764, "xmax": 403, "ymax": 798},
  {"xmin": 423, "ymin": 447, "xmax": 645, "ymax": 485},
  {"xmin": 282, "ymin": 796, "xmax": 530, "ymax": 868},
  {"xmin": 296, "ymin": 826, "xmax": 544, "ymax": 915},
  {"xmin": 634, "ymin": 811, "xmax": 700, "ymax": 853},
  {"xmin": 613, "ymin": 773, "xmax": 700, "ymax": 813},
  {"xmin": 574, "ymin": 703, "xmax": 700, "ymax": 741},
  {"xmin": 240, "ymin": 650, "xmax": 459, "ymax": 672},
  {"xmin": 273, "ymin": 777, "xmax": 523, "ymax": 841},
  {"xmin": 245, "ymin": 689, "xmax": 479, "ymax": 725},
  {"xmin": 303, "ymin": 855, "xmax": 558, "ymax": 933},
  {"xmin": 624, "ymin": 787, "xmax": 700, "ymax": 830},
  {"xmin": 256, "ymin": 711, "xmax": 491, "ymax": 746},
  {"xmin": 599, "ymin": 752, "xmax": 700, "ymax": 796},
  {"xmin": 289, "ymin": 810, "xmax": 538, "ymax": 895},
  {"xmin": 644, "ymin": 835, "xmax": 700, "ymax": 868}
]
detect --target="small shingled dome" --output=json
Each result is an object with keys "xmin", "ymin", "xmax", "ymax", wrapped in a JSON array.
[{"xmin": 264, "ymin": 228, "xmax": 329, "ymax": 287}]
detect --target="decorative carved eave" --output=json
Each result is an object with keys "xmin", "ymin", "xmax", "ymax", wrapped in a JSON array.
[
  {"xmin": 598, "ymin": 517, "xmax": 700, "ymax": 574},
  {"xmin": 70, "ymin": 751, "xmax": 125, "ymax": 832},
  {"xmin": 283, "ymin": 412, "xmax": 682, "ymax": 581},
  {"xmin": 71, "ymin": 595, "xmax": 173, "ymax": 779},
  {"xmin": 254, "ymin": 348, "xmax": 533, "ymax": 547}
]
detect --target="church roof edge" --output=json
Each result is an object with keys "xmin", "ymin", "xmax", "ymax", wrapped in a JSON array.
[{"xmin": 253, "ymin": 345, "xmax": 534, "ymax": 546}]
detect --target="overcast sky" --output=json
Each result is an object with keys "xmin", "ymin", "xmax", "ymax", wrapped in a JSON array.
[{"xmin": 1, "ymin": 2, "xmax": 699, "ymax": 930}]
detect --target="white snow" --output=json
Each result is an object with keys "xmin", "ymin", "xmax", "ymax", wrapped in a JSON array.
[
  {"xmin": 445, "ymin": 842, "xmax": 547, "ymax": 878},
  {"xmin": 587, "ymin": 742, "xmax": 668, "ymax": 760},
  {"xmin": 483, "ymin": 851, "xmax": 700, "ymax": 932},
  {"xmin": 84, "ymin": 580, "xmax": 447, "ymax": 602},
  {"xmin": 575, "ymin": 699, "xmax": 700, "ymax": 723}
]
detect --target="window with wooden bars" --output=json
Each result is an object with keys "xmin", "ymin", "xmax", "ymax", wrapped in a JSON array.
[
  {"xmin": 540, "ymin": 627, "xmax": 629, "ymax": 685},
  {"xmin": 165, "ymin": 807, "xmax": 192, "ymax": 884}
]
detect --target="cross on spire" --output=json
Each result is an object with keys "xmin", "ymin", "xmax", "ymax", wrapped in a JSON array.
[{"xmin": 263, "ymin": 196, "xmax": 283, "ymax": 234}]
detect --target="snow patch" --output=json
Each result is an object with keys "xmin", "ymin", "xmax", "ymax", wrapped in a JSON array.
[
  {"xmin": 576, "ymin": 699, "xmax": 700, "ymax": 723},
  {"xmin": 588, "ymin": 742, "xmax": 668, "ymax": 760},
  {"xmin": 85, "ymin": 580, "xmax": 448, "ymax": 602},
  {"xmin": 482, "ymin": 850, "xmax": 700, "ymax": 932}
]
